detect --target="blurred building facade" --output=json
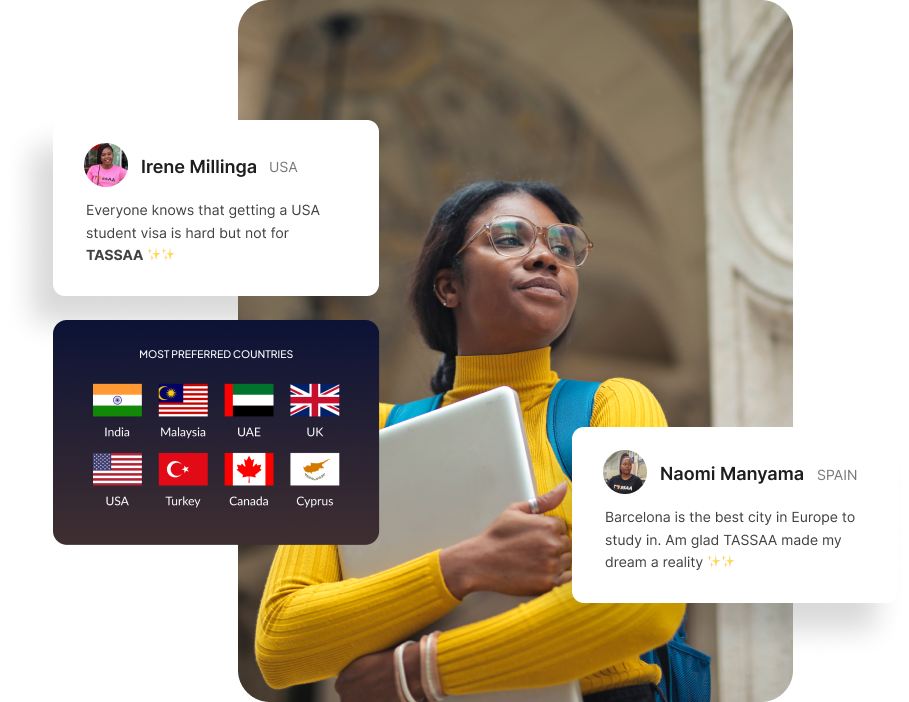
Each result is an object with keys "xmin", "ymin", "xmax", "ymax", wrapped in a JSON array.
[
  {"xmin": 239, "ymin": 0, "xmax": 713, "ymax": 428},
  {"xmin": 238, "ymin": 1, "xmax": 793, "ymax": 701}
]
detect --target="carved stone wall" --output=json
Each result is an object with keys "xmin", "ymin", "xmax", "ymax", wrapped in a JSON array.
[
  {"xmin": 698, "ymin": 3, "xmax": 794, "ymax": 701},
  {"xmin": 701, "ymin": 0, "xmax": 793, "ymax": 428}
]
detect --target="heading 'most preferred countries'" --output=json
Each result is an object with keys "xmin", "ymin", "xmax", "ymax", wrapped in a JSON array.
[{"xmin": 93, "ymin": 384, "xmax": 142, "ymax": 417}]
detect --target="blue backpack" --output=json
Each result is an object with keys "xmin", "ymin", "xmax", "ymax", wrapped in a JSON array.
[{"xmin": 385, "ymin": 379, "xmax": 711, "ymax": 702}]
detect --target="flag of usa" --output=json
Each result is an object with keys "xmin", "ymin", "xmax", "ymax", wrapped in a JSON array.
[
  {"xmin": 93, "ymin": 453, "xmax": 142, "ymax": 485},
  {"xmin": 290, "ymin": 384, "xmax": 340, "ymax": 417}
]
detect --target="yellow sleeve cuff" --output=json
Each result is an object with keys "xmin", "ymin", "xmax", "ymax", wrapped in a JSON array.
[
  {"xmin": 256, "ymin": 548, "xmax": 461, "ymax": 688},
  {"xmin": 592, "ymin": 379, "xmax": 668, "ymax": 428}
]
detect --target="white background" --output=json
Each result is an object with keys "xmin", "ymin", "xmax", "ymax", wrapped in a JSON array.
[
  {"xmin": 54, "ymin": 120, "xmax": 378, "ymax": 296},
  {"xmin": 571, "ymin": 428, "xmax": 898, "ymax": 603}
]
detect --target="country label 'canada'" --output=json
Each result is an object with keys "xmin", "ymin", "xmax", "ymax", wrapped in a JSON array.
[{"xmin": 225, "ymin": 453, "xmax": 274, "ymax": 486}]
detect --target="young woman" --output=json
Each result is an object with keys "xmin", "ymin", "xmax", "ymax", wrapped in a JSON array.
[
  {"xmin": 256, "ymin": 182, "xmax": 684, "ymax": 702},
  {"xmin": 86, "ymin": 143, "xmax": 127, "ymax": 186},
  {"xmin": 607, "ymin": 453, "xmax": 645, "ymax": 494}
]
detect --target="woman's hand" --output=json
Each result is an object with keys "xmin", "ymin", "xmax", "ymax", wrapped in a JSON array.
[
  {"xmin": 336, "ymin": 484, "xmax": 571, "ymax": 699},
  {"xmin": 439, "ymin": 482, "xmax": 572, "ymax": 599},
  {"xmin": 335, "ymin": 644, "xmax": 424, "ymax": 702}
]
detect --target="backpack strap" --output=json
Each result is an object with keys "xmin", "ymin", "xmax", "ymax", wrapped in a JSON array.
[
  {"xmin": 653, "ymin": 644, "xmax": 672, "ymax": 702},
  {"xmin": 384, "ymin": 393, "xmax": 445, "ymax": 428},
  {"xmin": 545, "ymin": 379, "xmax": 601, "ymax": 481}
]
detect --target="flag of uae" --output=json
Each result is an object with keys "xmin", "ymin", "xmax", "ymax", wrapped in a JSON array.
[{"xmin": 225, "ymin": 384, "xmax": 274, "ymax": 417}]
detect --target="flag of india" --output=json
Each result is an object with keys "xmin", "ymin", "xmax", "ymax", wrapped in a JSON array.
[
  {"xmin": 225, "ymin": 384, "xmax": 274, "ymax": 417},
  {"xmin": 93, "ymin": 384, "xmax": 142, "ymax": 417}
]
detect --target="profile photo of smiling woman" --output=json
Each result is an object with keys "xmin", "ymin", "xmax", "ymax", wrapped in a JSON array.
[
  {"xmin": 607, "ymin": 453, "xmax": 645, "ymax": 494},
  {"xmin": 85, "ymin": 143, "xmax": 127, "ymax": 187},
  {"xmin": 256, "ymin": 181, "xmax": 683, "ymax": 702}
]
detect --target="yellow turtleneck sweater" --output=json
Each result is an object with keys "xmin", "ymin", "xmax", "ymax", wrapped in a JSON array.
[{"xmin": 256, "ymin": 348, "xmax": 684, "ymax": 695}]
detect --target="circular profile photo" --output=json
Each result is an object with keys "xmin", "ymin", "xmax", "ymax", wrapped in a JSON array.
[
  {"xmin": 84, "ymin": 142, "xmax": 128, "ymax": 187},
  {"xmin": 604, "ymin": 450, "xmax": 647, "ymax": 494}
]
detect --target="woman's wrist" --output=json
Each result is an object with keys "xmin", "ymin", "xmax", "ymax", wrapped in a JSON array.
[{"xmin": 438, "ymin": 539, "xmax": 480, "ymax": 600}]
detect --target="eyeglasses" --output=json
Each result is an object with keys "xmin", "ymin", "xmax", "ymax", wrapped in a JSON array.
[{"xmin": 454, "ymin": 214, "xmax": 593, "ymax": 268}]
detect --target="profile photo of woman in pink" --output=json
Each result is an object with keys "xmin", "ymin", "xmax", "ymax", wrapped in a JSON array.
[{"xmin": 85, "ymin": 143, "xmax": 128, "ymax": 187}]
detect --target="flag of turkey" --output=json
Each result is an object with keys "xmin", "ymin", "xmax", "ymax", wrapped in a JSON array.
[{"xmin": 158, "ymin": 453, "xmax": 209, "ymax": 486}]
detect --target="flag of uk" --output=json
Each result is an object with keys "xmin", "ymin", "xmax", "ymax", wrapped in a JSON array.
[{"xmin": 290, "ymin": 384, "xmax": 340, "ymax": 417}]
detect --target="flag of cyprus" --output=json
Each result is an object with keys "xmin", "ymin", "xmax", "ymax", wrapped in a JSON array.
[{"xmin": 291, "ymin": 453, "xmax": 339, "ymax": 486}]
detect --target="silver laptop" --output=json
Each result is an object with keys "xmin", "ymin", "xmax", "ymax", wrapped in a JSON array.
[{"xmin": 339, "ymin": 386, "xmax": 583, "ymax": 702}]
